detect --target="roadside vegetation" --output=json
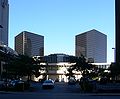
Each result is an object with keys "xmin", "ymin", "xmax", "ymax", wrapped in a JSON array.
[{"xmin": 66, "ymin": 55, "xmax": 120, "ymax": 92}]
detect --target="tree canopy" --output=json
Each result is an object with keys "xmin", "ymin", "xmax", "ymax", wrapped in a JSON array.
[
  {"xmin": 66, "ymin": 56, "xmax": 93, "ymax": 78},
  {"xmin": 2, "ymin": 55, "xmax": 46, "ymax": 81}
]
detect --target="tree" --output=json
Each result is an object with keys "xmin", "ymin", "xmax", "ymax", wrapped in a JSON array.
[
  {"xmin": 109, "ymin": 62, "xmax": 120, "ymax": 80},
  {"xmin": 32, "ymin": 57, "xmax": 47, "ymax": 78},
  {"xmin": 66, "ymin": 55, "xmax": 93, "ymax": 78},
  {"xmin": 6, "ymin": 55, "xmax": 33, "ymax": 80},
  {"xmin": 6, "ymin": 55, "xmax": 47, "ymax": 82}
]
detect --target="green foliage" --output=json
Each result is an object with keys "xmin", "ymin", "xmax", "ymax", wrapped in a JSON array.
[
  {"xmin": 66, "ymin": 68, "xmax": 74, "ymax": 77},
  {"xmin": 110, "ymin": 62, "xmax": 120, "ymax": 77},
  {"xmin": 5, "ymin": 55, "xmax": 46, "ymax": 80},
  {"xmin": 67, "ymin": 55, "xmax": 93, "ymax": 78},
  {"xmin": 6, "ymin": 55, "xmax": 33, "ymax": 78}
]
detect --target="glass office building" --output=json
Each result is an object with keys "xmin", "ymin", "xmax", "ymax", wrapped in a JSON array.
[
  {"xmin": 15, "ymin": 31, "xmax": 44, "ymax": 57},
  {"xmin": 75, "ymin": 29, "xmax": 107, "ymax": 63}
]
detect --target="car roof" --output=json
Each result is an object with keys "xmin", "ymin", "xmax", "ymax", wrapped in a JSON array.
[{"xmin": 44, "ymin": 80, "xmax": 53, "ymax": 83}]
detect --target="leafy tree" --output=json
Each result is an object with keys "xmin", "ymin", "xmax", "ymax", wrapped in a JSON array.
[
  {"xmin": 5, "ymin": 55, "xmax": 33, "ymax": 81},
  {"xmin": 5, "ymin": 55, "xmax": 47, "ymax": 82},
  {"xmin": 109, "ymin": 62, "xmax": 120, "ymax": 80},
  {"xmin": 32, "ymin": 58, "xmax": 47, "ymax": 78},
  {"xmin": 66, "ymin": 55, "xmax": 93, "ymax": 78}
]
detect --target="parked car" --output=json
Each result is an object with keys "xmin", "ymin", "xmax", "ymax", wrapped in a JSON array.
[
  {"xmin": 42, "ymin": 80, "xmax": 54, "ymax": 89},
  {"xmin": 0, "ymin": 81, "xmax": 5, "ymax": 90},
  {"xmin": 8, "ymin": 79, "xmax": 30, "ymax": 91},
  {"xmin": 68, "ymin": 78, "xmax": 76, "ymax": 85},
  {"xmin": 8, "ymin": 80, "xmax": 24, "ymax": 91}
]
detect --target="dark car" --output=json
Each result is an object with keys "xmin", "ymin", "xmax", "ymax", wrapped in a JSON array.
[
  {"xmin": 68, "ymin": 77, "xmax": 76, "ymax": 85},
  {"xmin": 42, "ymin": 80, "xmax": 54, "ymax": 89}
]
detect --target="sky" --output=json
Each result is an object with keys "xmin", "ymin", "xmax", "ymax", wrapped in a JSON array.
[{"xmin": 9, "ymin": 0, "xmax": 115, "ymax": 63}]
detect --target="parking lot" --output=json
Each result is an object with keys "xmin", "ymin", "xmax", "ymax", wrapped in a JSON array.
[{"xmin": 30, "ymin": 82, "xmax": 81, "ymax": 93}]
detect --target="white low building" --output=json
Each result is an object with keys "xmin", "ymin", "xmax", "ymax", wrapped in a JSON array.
[
  {"xmin": 90, "ymin": 63, "xmax": 111, "ymax": 69},
  {"xmin": 32, "ymin": 62, "xmax": 82, "ymax": 82},
  {"xmin": 32, "ymin": 62, "xmax": 111, "ymax": 82}
]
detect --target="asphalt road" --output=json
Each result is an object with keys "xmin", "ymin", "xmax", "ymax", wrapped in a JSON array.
[
  {"xmin": 30, "ymin": 82, "xmax": 81, "ymax": 93},
  {"xmin": 0, "ymin": 91, "xmax": 120, "ymax": 99},
  {"xmin": 0, "ymin": 82, "xmax": 120, "ymax": 99}
]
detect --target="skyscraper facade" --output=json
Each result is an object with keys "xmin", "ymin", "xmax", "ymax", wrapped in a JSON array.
[
  {"xmin": 115, "ymin": 0, "xmax": 120, "ymax": 63},
  {"xmin": 15, "ymin": 31, "xmax": 44, "ymax": 57},
  {"xmin": 75, "ymin": 29, "xmax": 107, "ymax": 63},
  {"xmin": 0, "ymin": 0, "xmax": 9, "ymax": 46}
]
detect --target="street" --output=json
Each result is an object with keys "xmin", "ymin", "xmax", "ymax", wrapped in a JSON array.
[
  {"xmin": 1, "ymin": 92, "xmax": 120, "ymax": 99},
  {"xmin": 0, "ymin": 82, "xmax": 120, "ymax": 99},
  {"xmin": 30, "ymin": 82, "xmax": 81, "ymax": 93}
]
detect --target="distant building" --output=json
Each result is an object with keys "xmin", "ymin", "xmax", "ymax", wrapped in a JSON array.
[
  {"xmin": 0, "ymin": 0, "xmax": 9, "ymax": 46},
  {"xmin": 75, "ymin": 29, "xmax": 107, "ymax": 63},
  {"xmin": 15, "ymin": 31, "xmax": 44, "ymax": 57},
  {"xmin": 44, "ymin": 53, "xmax": 77, "ymax": 63}
]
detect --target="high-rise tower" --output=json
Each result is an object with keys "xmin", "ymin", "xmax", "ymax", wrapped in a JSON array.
[
  {"xmin": 75, "ymin": 29, "xmax": 107, "ymax": 63},
  {"xmin": 115, "ymin": 0, "xmax": 120, "ymax": 63},
  {"xmin": 15, "ymin": 31, "xmax": 44, "ymax": 57},
  {"xmin": 0, "ymin": 0, "xmax": 9, "ymax": 46}
]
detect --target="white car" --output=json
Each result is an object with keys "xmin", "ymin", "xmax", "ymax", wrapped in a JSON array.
[{"xmin": 42, "ymin": 80, "xmax": 54, "ymax": 89}]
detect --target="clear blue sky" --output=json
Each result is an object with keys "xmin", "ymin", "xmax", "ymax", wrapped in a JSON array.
[{"xmin": 9, "ymin": 0, "xmax": 115, "ymax": 63}]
